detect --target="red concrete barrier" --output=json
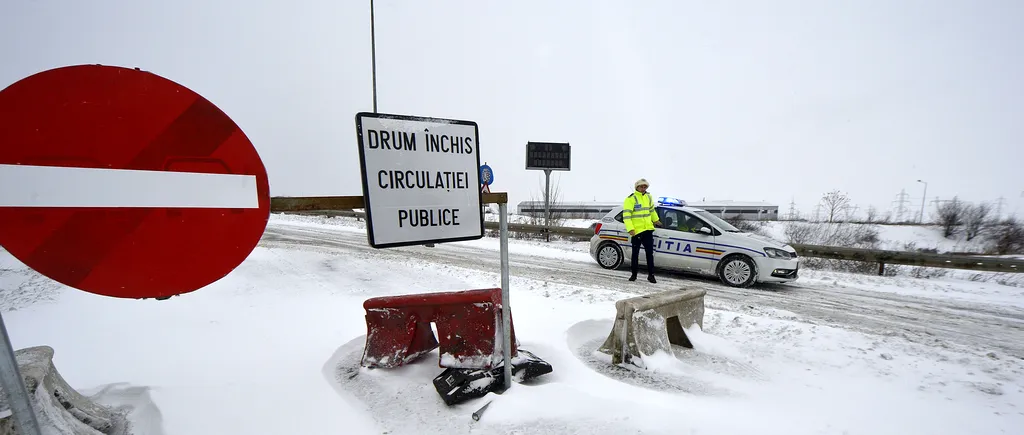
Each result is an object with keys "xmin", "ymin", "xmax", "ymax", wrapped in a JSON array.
[{"xmin": 360, "ymin": 288, "xmax": 518, "ymax": 369}]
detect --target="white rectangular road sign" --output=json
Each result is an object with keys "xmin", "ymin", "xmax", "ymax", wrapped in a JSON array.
[{"xmin": 355, "ymin": 112, "xmax": 484, "ymax": 248}]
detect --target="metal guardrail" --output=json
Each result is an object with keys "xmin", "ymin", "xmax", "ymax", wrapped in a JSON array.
[
  {"xmin": 790, "ymin": 244, "xmax": 1022, "ymax": 274},
  {"xmin": 272, "ymin": 202, "xmax": 1024, "ymax": 275},
  {"xmin": 270, "ymin": 193, "xmax": 508, "ymax": 212}
]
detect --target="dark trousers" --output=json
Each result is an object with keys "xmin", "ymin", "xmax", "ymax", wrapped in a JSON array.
[{"xmin": 630, "ymin": 229, "xmax": 655, "ymax": 276}]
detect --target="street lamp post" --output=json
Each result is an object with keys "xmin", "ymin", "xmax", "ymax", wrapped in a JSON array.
[
  {"xmin": 917, "ymin": 179, "xmax": 928, "ymax": 223},
  {"xmin": 370, "ymin": 0, "xmax": 378, "ymax": 113}
]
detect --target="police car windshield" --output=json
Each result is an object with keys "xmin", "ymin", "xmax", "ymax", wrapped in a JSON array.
[{"xmin": 692, "ymin": 210, "xmax": 742, "ymax": 232}]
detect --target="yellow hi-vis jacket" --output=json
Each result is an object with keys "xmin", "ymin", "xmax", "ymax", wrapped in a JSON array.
[{"xmin": 623, "ymin": 191, "xmax": 660, "ymax": 234}]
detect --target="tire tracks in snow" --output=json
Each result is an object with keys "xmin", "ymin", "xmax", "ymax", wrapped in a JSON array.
[{"xmin": 260, "ymin": 222, "xmax": 1024, "ymax": 360}]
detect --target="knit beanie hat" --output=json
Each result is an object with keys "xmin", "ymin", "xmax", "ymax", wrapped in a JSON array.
[{"xmin": 635, "ymin": 178, "xmax": 649, "ymax": 189}]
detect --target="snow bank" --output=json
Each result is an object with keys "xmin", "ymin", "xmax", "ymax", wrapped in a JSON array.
[
  {"xmin": 1, "ymin": 346, "xmax": 134, "ymax": 435},
  {"xmin": 757, "ymin": 220, "xmax": 993, "ymax": 253},
  {"xmin": 0, "ymin": 216, "xmax": 1020, "ymax": 434}
]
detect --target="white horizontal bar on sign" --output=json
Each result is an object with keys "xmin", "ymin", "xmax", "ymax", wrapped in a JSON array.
[{"xmin": 0, "ymin": 164, "xmax": 259, "ymax": 208}]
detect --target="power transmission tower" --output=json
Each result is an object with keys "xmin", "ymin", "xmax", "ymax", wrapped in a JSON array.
[
  {"xmin": 814, "ymin": 204, "xmax": 822, "ymax": 222},
  {"xmin": 787, "ymin": 198, "xmax": 798, "ymax": 220},
  {"xmin": 928, "ymin": 196, "xmax": 951, "ymax": 223},
  {"xmin": 845, "ymin": 204, "xmax": 860, "ymax": 222},
  {"xmin": 995, "ymin": 196, "xmax": 1006, "ymax": 220},
  {"xmin": 892, "ymin": 189, "xmax": 911, "ymax": 222}
]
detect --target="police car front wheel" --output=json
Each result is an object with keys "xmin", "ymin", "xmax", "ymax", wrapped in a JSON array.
[
  {"xmin": 597, "ymin": 242, "xmax": 623, "ymax": 269},
  {"xmin": 718, "ymin": 255, "xmax": 756, "ymax": 288}
]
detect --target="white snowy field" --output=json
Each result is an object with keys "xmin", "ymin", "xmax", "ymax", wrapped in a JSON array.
[
  {"xmin": 486, "ymin": 211, "xmax": 1006, "ymax": 255},
  {"xmin": 753, "ymin": 220, "xmax": 994, "ymax": 254},
  {"xmin": 0, "ymin": 213, "xmax": 1022, "ymax": 434}
]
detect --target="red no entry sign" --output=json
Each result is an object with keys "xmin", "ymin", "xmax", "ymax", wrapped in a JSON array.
[{"xmin": 0, "ymin": 65, "xmax": 270, "ymax": 299}]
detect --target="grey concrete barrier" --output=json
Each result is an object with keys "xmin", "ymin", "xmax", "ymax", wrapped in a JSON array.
[
  {"xmin": 0, "ymin": 346, "xmax": 127, "ymax": 435},
  {"xmin": 597, "ymin": 288, "xmax": 707, "ymax": 367}
]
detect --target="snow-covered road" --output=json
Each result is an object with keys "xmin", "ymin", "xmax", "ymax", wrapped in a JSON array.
[
  {"xmin": 2, "ymin": 213, "xmax": 1022, "ymax": 434},
  {"xmin": 263, "ymin": 218, "xmax": 1024, "ymax": 361}
]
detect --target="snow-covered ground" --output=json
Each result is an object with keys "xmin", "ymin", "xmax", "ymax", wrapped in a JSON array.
[
  {"xmin": 485, "ymin": 211, "xmax": 1003, "ymax": 255},
  {"xmin": 377, "ymin": 209, "xmax": 1006, "ymax": 258},
  {"xmin": 753, "ymin": 220, "xmax": 992, "ymax": 254},
  {"xmin": 1, "ymin": 213, "xmax": 1022, "ymax": 434}
]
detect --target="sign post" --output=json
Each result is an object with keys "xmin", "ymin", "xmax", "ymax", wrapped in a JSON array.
[
  {"xmin": 0, "ymin": 64, "xmax": 271, "ymax": 434},
  {"xmin": 354, "ymin": 112, "xmax": 514, "ymax": 391},
  {"xmin": 499, "ymin": 200, "xmax": 511, "ymax": 391},
  {"xmin": 525, "ymin": 142, "xmax": 571, "ymax": 242}
]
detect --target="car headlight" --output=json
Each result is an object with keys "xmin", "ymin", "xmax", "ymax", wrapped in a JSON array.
[{"xmin": 764, "ymin": 247, "xmax": 792, "ymax": 259}]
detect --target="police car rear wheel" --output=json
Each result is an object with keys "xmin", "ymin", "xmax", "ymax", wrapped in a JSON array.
[
  {"xmin": 719, "ymin": 255, "xmax": 755, "ymax": 288},
  {"xmin": 597, "ymin": 242, "xmax": 623, "ymax": 269}
]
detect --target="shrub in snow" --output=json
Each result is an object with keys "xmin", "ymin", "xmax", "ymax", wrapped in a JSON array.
[
  {"xmin": 987, "ymin": 218, "xmax": 1024, "ymax": 255},
  {"xmin": 782, "ymin": 221, "xmax": 880, "ymax": 249},
  {"xmin": 934, "ymin": 197, "xmax": 965, "ymax": 238},
  {"xmin": 908, "ymin": 266, "xmax": 949, "ymax": 279},
  {"xmin": 782, "ymin": 221, "xmax": 884, "ymax": 275},
  {"xmin": 962, "ymin": 202, "xmax": 993, "ymax": 241}
]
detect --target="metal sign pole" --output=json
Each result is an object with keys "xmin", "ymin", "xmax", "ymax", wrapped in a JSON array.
[
  {"xmin": 369, "ymin": 0, "xmax": 378, "ymax": 113},
  {"xmin": 499, "ymin": 202, "xmax": 512, "ymax": 391},
  {"xmin": 543, "ymin": 169, "xmax": 551, "ymax": 242},
  {"xmin": 0, "ymin": 312, "xmax": 42, "ymax": 435}
]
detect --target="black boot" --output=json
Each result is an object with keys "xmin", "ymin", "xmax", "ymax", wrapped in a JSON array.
[
  {"xmin": 629, "ymin": 272, "xmax": 637, "ymax": 281},
  {"xmin": 647, "ymin": 274, "xmax": 656, "ymax": 283}
]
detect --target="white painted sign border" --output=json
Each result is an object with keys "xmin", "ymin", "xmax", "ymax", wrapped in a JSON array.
[
  {"xmin": 0, "ymin": 164, "xmax": 259, "ymax": 208},
  {"xmin": 355, "ymin": 112, "xmax": 484, "ymax": 249}
]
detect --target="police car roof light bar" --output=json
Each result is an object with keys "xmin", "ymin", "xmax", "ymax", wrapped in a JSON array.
[{"xmin": 657, "ymin": 197, "xmax": 687, "ymax": 207}]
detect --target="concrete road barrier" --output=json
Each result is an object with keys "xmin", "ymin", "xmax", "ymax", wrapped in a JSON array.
[
  {"xmin": 0, "ymin": 346, "xmax": 128, "ymax": 435},
  {"xmin": 598, "ymin": 288, "xmax": 707, "ymax": 367}
]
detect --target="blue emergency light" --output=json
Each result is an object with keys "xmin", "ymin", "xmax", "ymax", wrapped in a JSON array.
[{"xmin": 657, "ymin": 197, "xmax": 687, "ymax": 207}]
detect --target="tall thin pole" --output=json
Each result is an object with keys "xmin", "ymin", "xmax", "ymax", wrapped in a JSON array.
[
  {"xmin": 917, "ymin": 179, "xmax": 928, "ymax": 223},
  {"xmin": 370, "ymin": 0, "xmax": 378, "ymax": 113},
  {"xmin": 499, "ymin": 202, "xmax": 512, "ymax": 391},
  {"xmin": 0, "ymin": 312, "xmax": 42, "ymax": 435},
  {"xmin": 543, "ymin": 169, "xmax": 551, "ymax": 242}
]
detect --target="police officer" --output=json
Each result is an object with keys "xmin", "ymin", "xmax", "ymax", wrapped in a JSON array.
[{"xmin": 623, "ymin": 178, "xmax": 662, "ymax": 282}]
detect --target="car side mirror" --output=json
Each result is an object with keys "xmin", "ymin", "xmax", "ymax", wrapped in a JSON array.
[{"xmin": 698, "ymin": 227, "xmax": 713, "ymax": 235}]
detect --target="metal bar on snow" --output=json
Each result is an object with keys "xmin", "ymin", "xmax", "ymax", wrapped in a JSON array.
[{"xmin": 0, "ymin": 312, "xmax": 42, "ymax": 435}]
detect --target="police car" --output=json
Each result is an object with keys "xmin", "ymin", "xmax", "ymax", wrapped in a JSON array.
[{"xmin": 589, "ymin": 197, "xmax": 800, "ymax": 287}]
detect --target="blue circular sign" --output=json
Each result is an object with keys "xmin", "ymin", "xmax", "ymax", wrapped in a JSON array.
[{"xmin": 480, "ymin": 164, "xmax": 494, "ymax": 186}]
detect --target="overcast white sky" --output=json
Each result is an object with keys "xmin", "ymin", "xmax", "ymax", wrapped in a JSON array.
[{"xmin": 2, "ymin": 0, "xmax": 1022, "ymax": 220}]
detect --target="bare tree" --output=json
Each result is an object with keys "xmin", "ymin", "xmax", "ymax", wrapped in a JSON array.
[
  {"xmin": 935, "ymin": 196, "xmax": 965, "ymax": 238},
  {"xmin": 527, "ymin": 175, "xmax": 565, "ymax": 240},
  {"xmin": 990, "ymin": 217, "xmax": 1024, "ymax": 255},
  {"xmin": 819, "ymin": 190, "xmax": 851, "ymax": 223},
  {"xmin": 865, "ymin": 206, "xmax": 878, "ymax": 223},
  {"xmin": 963, "ymin": 201, "xmax": 992, "ymax": 241}
]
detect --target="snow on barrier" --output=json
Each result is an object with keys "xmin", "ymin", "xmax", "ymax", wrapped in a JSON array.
[
  {"xmin": 0, "ymin": 346, "xmax": 128, "ymax": 435},
  {"xmin": 360, "ymin": 288, "xmax": 518, "ymax": 369},
  {"xmin": 597, "ymin": 288, "xmax": 707, "ymax": 367}
]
